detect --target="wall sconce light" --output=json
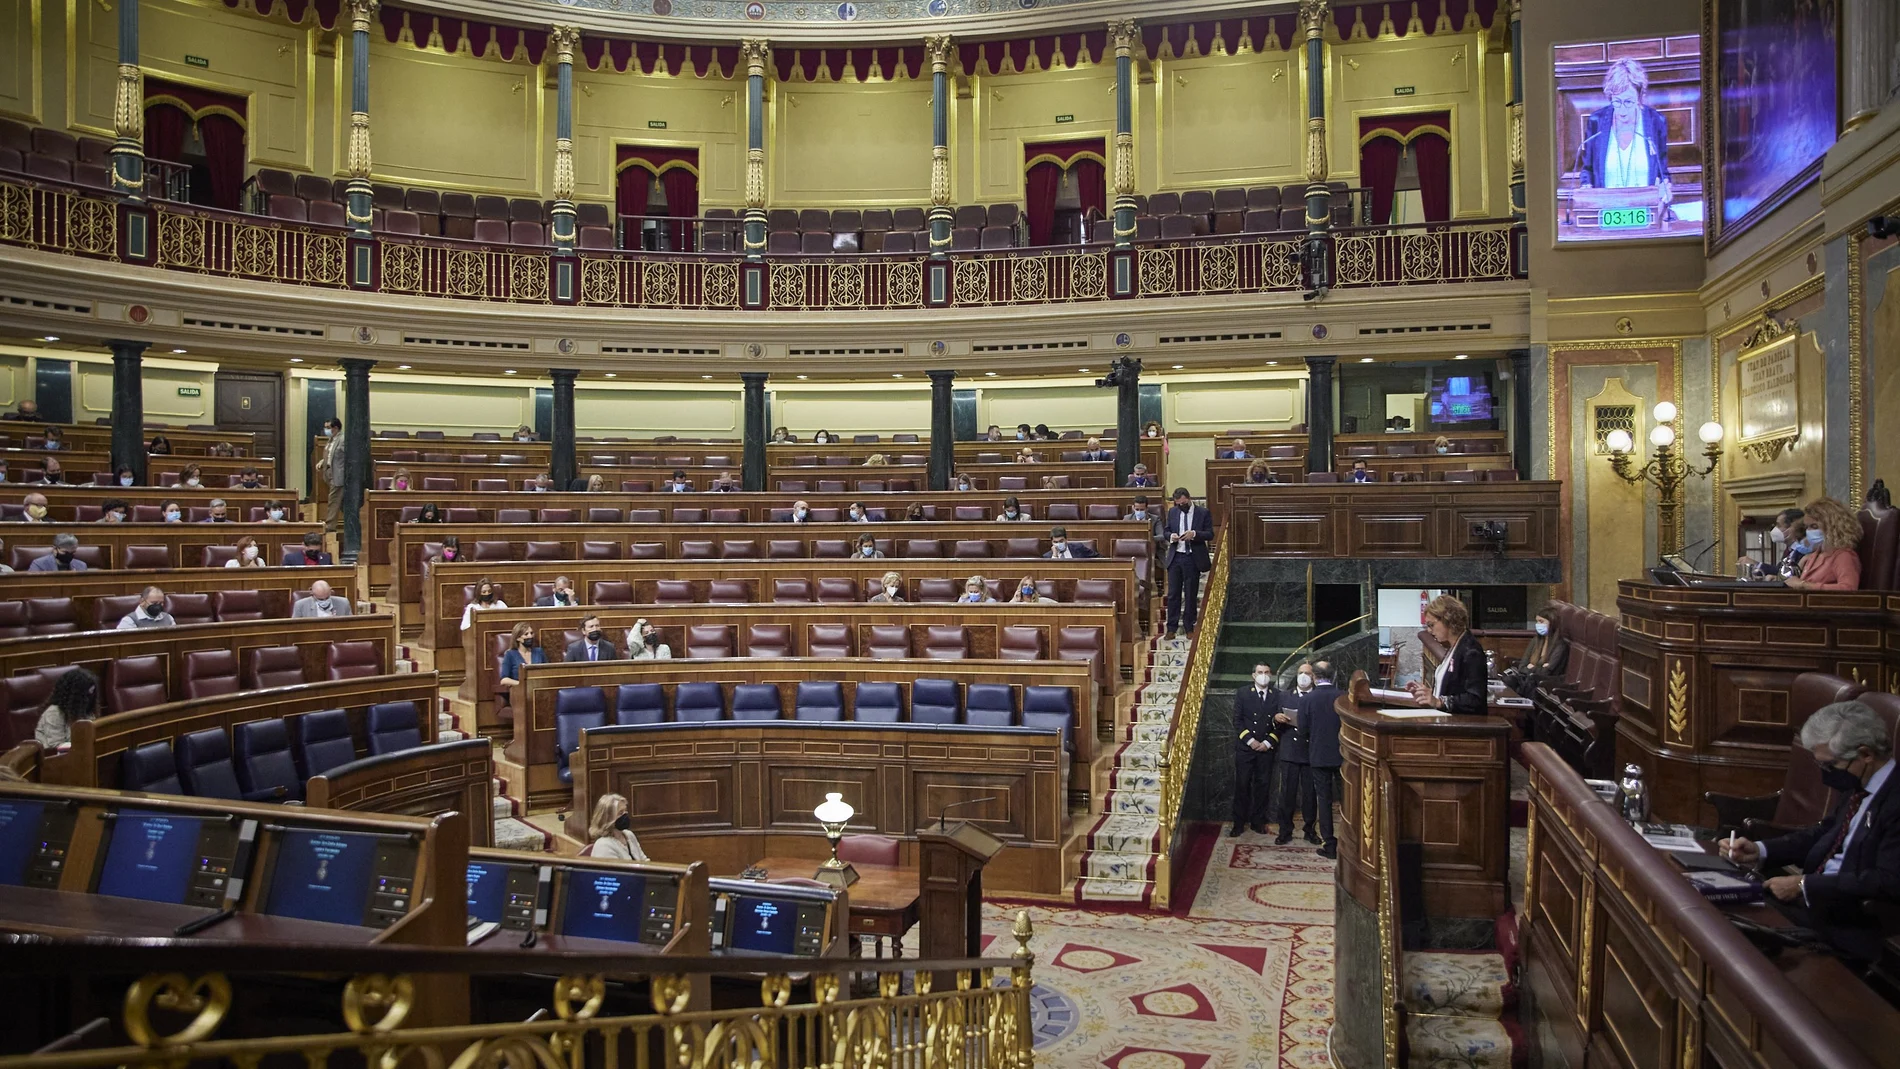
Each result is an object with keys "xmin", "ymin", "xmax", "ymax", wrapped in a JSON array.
[
  {"xmin": 1603, "ymin": 400, "xmax": 1724, "ymax": 555},
  {"xmin": 812, "ymin": 792, "xmax": 858, "ymax": 888}
]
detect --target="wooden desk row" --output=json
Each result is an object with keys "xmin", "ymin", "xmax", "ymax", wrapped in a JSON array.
[
  {"xmin": 517, "ymin": 657, "xmax": 1097, "ymax": 808},
  {"xmin": 1207, "ymin": 455, "xmax": 1519, "ymax": 525},
  {"xmin": 0, "ymin": 485, "xmax": 288, "ymax": 523},
  {"xmin": 1224, "ymin": 482, "xmax": 1562, "ymax": 559},
  {"xmin": 50, "ymin": 421, "xmax": 259, "ymax": 456},
  {"xmin": 0, "ymin": 564, "xmax": 358, "ymax": 632},
  {"xmin": 0, "ymin": 448, "xmax": 280, "ymax": 488},
  {"xmin": 417, "ymin": 557, "xmax": 1139, "ymax": 657},
  {"xmin": 457, "ymin": 603, "xmax": 1119, "ymax": 739},
  {"xmin": 0, "ymin": 521, "xmax": 327, "ymax": 571},
  {"xmin": 306, "ymin": 738, "xmax": 496, "ymax": 848},
  {"xmin": 571, "ymin": 717, "xmax": 1068, "ymax": 897}
]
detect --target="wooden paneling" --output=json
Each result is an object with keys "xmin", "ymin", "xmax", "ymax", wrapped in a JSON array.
[
  {"xmin": 40, "ymin": 422, "xmax": 258, "ymax": 457},
  {"xmin": 572, "ymin": 720, "xmax": 1067, "ymax": 895},
  {"xmin": 1228, "ymin": 483, "xmax": 1562, "ymax": 559},
  {"xmin": 307, "ymin": 739, "xmax": 495, "ymax": 848},
  {"xmin": 1207, "ymin": 455, "xmax": 1518, "ymax": 525},
  {"xmin": 513, "ymin": 658, "xmax": 1094, "ymax": 809}
]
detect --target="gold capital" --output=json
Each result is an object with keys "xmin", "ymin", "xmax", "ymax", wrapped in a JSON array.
[
  {"xmin": 1507, "ymin": 101, "xmax": 1525, "ymax": 177},
  {"xmin": 740, "ymin": 39, "xmax": 771, "ymax": 79},
  {"xmin": 113, "ymin": 63, "xmax": 144, "ymax": 142},
  {"xmin": 1300, "ymin": 0, "xmax": 1329, "ymax": 40},
  {"xmin": 550, "ymin": 25, "xmax": 581, "ymax": 66},
  {"xmin": 1507, "ymin": 0, "xmax": 1523, "ymax": 23},
  {"xmin": 345, "ymin": 0, "xmax": 378, "ymax": 35},
  {"xmin": 924, "ymin": 35, "xmax": 953, "ymax": 74},
  {"xmin": 1107, "ymin": 19, "xmax": 1137, "ymax": 59},
  {"xmin": 347, "ymin": 110, "xmax": 373, "ymax": 180}
]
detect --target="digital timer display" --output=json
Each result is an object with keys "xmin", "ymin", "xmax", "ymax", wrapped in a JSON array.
[{"xmin": 1599, "ymin": 207, "xmax": 1653, "ymax": 230}]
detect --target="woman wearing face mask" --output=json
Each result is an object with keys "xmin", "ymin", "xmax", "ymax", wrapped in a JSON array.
[
  {"xmin": 960, "ymin": 576, "xmax": 996, "ymax": 604},
  {"xmin": 497, "ymin": 622, "xmax": 546, "ymax": 717},
  {"xmin": 160, "ymin": 500, "xmax": 183, "ymax": 523},
  {"xmin": 180, "ymin": 463, "xmax": 203, "ymax": 489},
  {"xmin": 224, "ymin": 535, "xmax": 266, "ymax": 568},
  {"xmin": 460, "ymin": 578, "xmax": 508, "ymax": 630},
  {"xmin": 587, "ymin": 793, "xmax": 649, "ymax": 861},
  {"xmin": 262, "ymin": 501, "xmax": 288, "ymax": 522},
  {"xmin": 513, "ymin": 424, "xmax": 536, "ymax": 443},
  {"xmin": 1405, "ymin": 594, "xmax": 1487, "ymax": 714},
  {"xmin": 955, "ymin": 473, "xmax": 975, "ymax": 492},
  {"xmin": 1502, "ymin": 603, "xmax": 1568, "ymax": 697},
  {"xmin": 997, "ymin": 497, "xmax": 1027, "ymax": 522},
  {"xmin": 868, "ymin": 571, "xmax": 905, "ymax": 603},
  {"xmin": 416, "ymin": 503, "xmax": 444, "ymax": 524},
  {"xmin": 1784, "ymin": 496, "xmax": 1864, "ymax": 592},
  {"xmin": 1143, "ymin": 421, "xmax": 1163, "ymax": 439},
  {"xmin": 813, "ymin": 429, "xmax": 834, "ymax": 445},
  {"xmin": 856, "ymin": 535, "xmax": 885, "ymax": 559},
  {"xmin": 1010, "ymin": 576, "xmax": 1056, "ymax": 604},
  {"xmin": 97, "ymin": 499, "xmax": 129, "ymax": 524},
  {"xmin": 439, "ymin": 535, "xmax": 462, "ymax": 563},
  {"xmin": 771, "ymin": 426, "xmax": 794, "ymax": 444},
  {"xmin": 627, "ymin": 618, "xmax": 674, "ymax": 660},
  {"xmin": 1433, "ymin": 436, "xmax": 1452, "ymax": 456},
  {"xmin": 904, "ymin": 502, "xmax": 927, "ymax": 522},
  {"xmin": 148, "ymin": 435, "xmax": 172, "ymax": 456},
  {"xmin": 115, "ymin": 466, "xmax": 137, "ymax": 488},
  {"xmin": 390, "ymin": 466, "xmax": 413, "ymax": 492},
  {"xmin": 1244, "ymin": 459, "xmax": 1277, "ymax": 485}
]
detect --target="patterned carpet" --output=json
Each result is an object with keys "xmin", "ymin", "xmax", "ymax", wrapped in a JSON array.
[{"xmin": 983, "ymin": 829, "xmax": 1337, "ymax": 1068}]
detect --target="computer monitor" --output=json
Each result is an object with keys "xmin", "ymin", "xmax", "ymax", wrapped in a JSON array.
[
  {"xmin": 724, "ymin": 890, "xmax": 828, "ymax": 956},
  {"xmin": 262, "ymin": 828, "xmax": 418, "ymax": 929},
  {"xmin": 466, "ymin": 859, "xmax": 538, "ymax": 931},
  {"xmin": 0, "ymin": 799, "xmax": 47, "ymax": 886},
  {"xmin": 557, "ymin": 867, "xmax": 649, "ymax": 943},
  {"xmin": 93, "ymin": 809, "xmax": 239, "ymax": 908}
]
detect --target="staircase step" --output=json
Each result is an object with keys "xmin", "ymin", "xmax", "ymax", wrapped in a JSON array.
[
  {"xmin": 1104, "ymin": 790, "xmax": 1160, "ymax": 816},
  {"xmin": 1403, "ymin": 1015, "xmax": 1521, "ymax": 1069},
  {"xmin": 1087, "ymin": 813, "xmax": 1161, "ymax": 853},
  {"xmin": 1400, "ymin": 952, "xmax": 1514, "ymax": 1019},
  {"xmin": 494, "ymin": 816, "xmax": 551, "ymax": 852}
]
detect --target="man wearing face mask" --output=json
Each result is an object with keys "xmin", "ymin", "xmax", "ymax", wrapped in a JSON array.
[
  {"xmin": 97, "ymin": 499, "xmax": 129, "ymax": 524},
  {"xmin": 789, "ymin": 500, "xmax": 812, "ymax": 523},
  {"xmin": 292, "ymin": 579, "xmax": 352, "ymax": 617},
  {"xmin": 28, "ymin": 532, "xmax": 87, "ymax": 572},
  {"xmin": 200, "ymin": 499, "xmax": 230, "ymax": 523},
  {"xmin": 1720, "ymin": 700, "xmax": 1900, "ymax": 962},
  {"xmin": 847, "ymin": 502, "xmax": 869, "ymax": 523},
  {"xmin": 1737, "ymin": 508, "xmax": 1811, "ymax": 578},
  {"xmin": 1273, "ymin": 662, "xmax": 1321, "ymax": 845},
  {"xmin": 1231, "ymin": 661, "xmax": 1282, "ymax": 837},
  {"xmin": 285, "ymin": 531, "xmax": 334, "ymax": 566},
  {"xmin": 18, "ymin": 492, "xmax": 47, "ymax": 523},
  {"xmin": 856, "ymin": 535, "xmax": 885, "ymax": 559},
  {"xmin": 1162, "ymin": 488, "xmax": 1213, "ymax": 640},
  {"xmin": 535, "ymin": 576, "xmax": 579, "ymax": 608},
  {"xmin": 1043, "ymin": 526, "xmax": 1099, "ymax": 560},
  {"xmin": 235, "ymin": 467, "xmax": 264, "ymax": 490},
  {"xmin": 316, "ymin": 417, "xmax": 344, "ymax": 531},
  {"xmin": 116, "ymin": 585, "xmax": 175, "ymax": 628},
  {"xmin": 1290, "ymin": 661, "xmax": 1343, "ymax": 859},
  {"xmin": 868, "ymin": 571, "xmax": 905, "ymax": 603},
  {"xmin": 566, "ymin": 614, "xmax": 620, "ymax": 662}
]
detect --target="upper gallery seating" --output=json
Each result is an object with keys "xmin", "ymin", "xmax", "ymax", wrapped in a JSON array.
[
  {"xmin": 1089, "ymin": 183, "xmax": 1364, "ymax": 242},
  {"xmin": 242, "ymin": 167, "xmax": 611, "ymax": 247},
  {"xmin": 0, "ymin": 120, "xmax": 114, "ymax": 191}
]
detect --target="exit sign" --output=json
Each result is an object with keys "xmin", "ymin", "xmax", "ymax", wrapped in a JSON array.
[
  {"xmin": 1393, "ymin": 86, "xmax": 1415, "ymax": 95},
  {"xmin": 1600, "ymin": 206, "xmax": 1653, "ymax": 229},
  {"xmin": 1055, "ymin": 114, "xmax": 1075, "ymax": 124},
  {"xmin": 185, "ymin": 55, "xmax": 210, "ymax": 68},
  {"xmin": 176, "ymin": 387, "xmax": 201, "ymax": 397},
  {"xmin": 647, "ymin": 120, "xmax": 667, "ymax": 129}
]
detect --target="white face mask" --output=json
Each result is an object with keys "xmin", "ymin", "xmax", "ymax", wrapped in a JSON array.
[
  {"xmin": 164, "ymin": 510, "xmax": 180, "ymax": 522},
  {"xmin": 1770, "ymin": 526, "xmax": 1788, "ymax": 545},
  {"xmin": 184, "ymin": 477, "xmax": 201, "ymax": 487},
  {"xmin": 119, "ymin": 476, "xmax": 133, "ymax": 487},
  {"xmin": 242, "ymin": 546, "xmax": 258, "ymax": 560},
  {"xmin": 1436, "ymin": 446, "xmax": 1450, "ymax": 455},
  {"xmin": 884, "ymin": 584, "xmax": 898, "ymax": 597},
  {"xmin": 1146, "ymin": 429, "xmax": 1158, "ymax": 438},
  {"xmin": 1297, "ymin": 672, "xmax": 1313, "ymax": 690},
  {"xmin": 268, "ymin": 509, "xmax": 284, "ymax": 521},
  {"xmin": 1535, "ymin": 621, "xmax": 1549, "ymax": 636},
  {"xmin": 1253, "ymin": 673, "xmax": 1269, "ymax": 687}
]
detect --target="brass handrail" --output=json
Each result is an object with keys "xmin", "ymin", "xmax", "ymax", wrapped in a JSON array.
[
  {"xmin": 1274, "ymin": 610, "xmax": 1378, "ymax": 674},
  {"xmin": 1153, "ymin": 528, "xmax": 1230, "ymax": 908}
]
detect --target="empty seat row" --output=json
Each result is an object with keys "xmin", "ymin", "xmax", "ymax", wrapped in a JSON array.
[
  {"xmin": 0, "ymin": 589, "xmax": 280, "ymax": 636},
  {"xmin": 434, "ymin": 535, "xmax": 1131, "ymax": 563},
  {"xmin": 117, "ymin": 702, "xmax": 423, "ymax": 799},
  {"xmin": 553, "ymin": 576, "xmax": 1121, "ymax": 607},
  {"xmin": 551, "ymin": 679, "xmax": 1075, "ymax": 782},
  {"xmin": 248, "ymin": 167, "xmax": 614, "ymax": 244},
  {"xmin": 0, "ymin": 120, "xmax": 115, "ymax": 190}
]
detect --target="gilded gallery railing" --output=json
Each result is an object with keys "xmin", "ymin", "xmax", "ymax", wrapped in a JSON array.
[
  {"xmin": 1152, "ymin": 528, "xmax": 1229, "ymax": 909},
  {"xmin": 0, "ymin": 175, "xmax": 1525, "ymax": 311},
  {"xmin": 0, "ymin": 919, "xmax": 1039, "ymax": 1069}
]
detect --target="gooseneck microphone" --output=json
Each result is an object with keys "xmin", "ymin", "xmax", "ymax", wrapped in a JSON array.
[{"xmin": 939, "ymin": 796, "xmax": 999, "ymax": 832}]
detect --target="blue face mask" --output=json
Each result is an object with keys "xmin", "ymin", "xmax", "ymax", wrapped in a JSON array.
[{"xmin": 1806, "ymin": 529, "xmax": 1825, "ymax": 547}]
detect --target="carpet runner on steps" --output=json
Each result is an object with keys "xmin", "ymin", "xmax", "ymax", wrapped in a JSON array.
[
  {"xmin": 1398, "ymin": 914, "xmax": 1525, "ymax": 1069},
  {"xmin": 1073, "ymin": 574, "xmax": 1207, "ymax": 907}
]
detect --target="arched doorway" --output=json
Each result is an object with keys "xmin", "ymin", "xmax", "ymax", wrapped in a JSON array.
[
  {"xmin": 1024, "ymin": 138, "xmax": 1107, "ymax": 246},
  {"xmin": 143, "ymin": 79, "xmax": 248, "ymax": 210}
]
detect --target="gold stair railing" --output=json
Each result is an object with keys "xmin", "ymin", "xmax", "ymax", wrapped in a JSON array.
[
  {"xmin": 0, "ymin": 915, "xmax": 1040, "ymax": 1069},
  {"xmin": 1152, "ymin": 528, "xmax": 1230, "ymax": 910}
]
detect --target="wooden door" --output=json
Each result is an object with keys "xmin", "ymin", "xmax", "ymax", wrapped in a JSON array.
[{"xmin": 213, "ymin": 371, "xmax": 284, "ymax": 463}]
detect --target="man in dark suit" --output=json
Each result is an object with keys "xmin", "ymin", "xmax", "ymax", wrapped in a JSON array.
[
  {"xmin": 565, "ymin": 614, "xmax": 619, "ymax": 663},
  {"xmin": 1347, "ymin": 459, "xmax": 1375, "ymax": 484},
  {"xmin": 535, "ymin": 576, "xmax": 579, "ymax": 608},
  {"xmin": 1042, "ymin": 526, "xmax": 1099, "ymax": 560},
  {"xmin": 1232, "ymin": 662, "xmax": 1281, "ymax": 837},
  {"xmin": 1295, "ymin": 661, "xmax": 1344, "ymax": 859},
  {"xmin": 1162, "ymin": 487, "xmax": 1213, "ymax": 639},
  {"xmin": 283, "ymin": 531, "xmax": 333, "ymax": 566},
  {"xmin": 1274, "ymin": 662, "xmax": 1320, "ymax": 845},
  {"xmin": 1722, "ymin": 700, "xmax": 1900, "ymax": 962}
]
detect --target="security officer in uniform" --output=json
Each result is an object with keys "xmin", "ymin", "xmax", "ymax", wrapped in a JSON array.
[{"xmin": 1231, "ymin": 661, "xmax": 1282, "ymax": 836}]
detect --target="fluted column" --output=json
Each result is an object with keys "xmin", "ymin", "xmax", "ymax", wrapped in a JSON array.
[
  {"xmin": 1109, "ymin": 20, "xmax": 1138, "ymax": 248},
  {"xmin": 741, "ymin": 40, "xmax": 770, "ymax": 260},
  {"xmin": 344, "ymin": 0, "xmax": 378, "ymax": 239},
  {"xmin": 1506, "ymin": 0, "xmax": 1525, "ymax": 221},
  {"xmin": 1300, "ymin": 0, "xmax": 1331, "ymax": 236},
  {"xmin": 1304, "ymin": 356, "xmax": 1335, "ymax": 474},
  {"xmin": 110, "ymin": 0, "xmax": 145, "ymax": 199},
  {"xmin": 928, "ymin": 370, "xmax": 955, "ymax": 490},
  {"xmin": 108, "ymin": 341, "xmax": 149, "ymax": 482},
  {"xmin": 339, "ymin": 358, "xmax": 376, "ymax": 562},
  {"xmin": 550, "ymin": 26, "xmax": 580, "ymax": 252},
  {"xmin": 1844, "ymin": 0, "xmax": 1898, "ymax": 130},
  {"xmin": 550, "ymin": 369, "xmax": 577, "ymax": 490},
  {"xmin": 1115, "ymin": 360, "xmax": 1142, "ymax": 489},
  {"xmin": 741, "ymin": 373, "xmax": 769, "ymax": 492},
  {"xmin": 926, "ymin": 36, "xmax": 954, "ymax": 258}
]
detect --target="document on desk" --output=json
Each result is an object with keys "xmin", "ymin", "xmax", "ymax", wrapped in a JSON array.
[
  {"xmin": 1368, "ymin": 687, "xmax": 1420, "ymax": 705},
  {"xmin": 1494, "ymin": 697, "xmax": 1533, "ymax": 708},
  {"xmin": 1636, "ymin": 822, "xmax": 1704, "ymax": 852},
  {"xmin": 1379, "ymin": 708, "xmax": 1450, "ymax": 719}
]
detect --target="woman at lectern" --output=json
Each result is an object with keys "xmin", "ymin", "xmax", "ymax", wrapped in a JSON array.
[
  {"xmin": 1405, "ymin": 594, "xmax": 1488, "ymax": 715},
  {"xmin": 1784, "ymin": 497, "xmax": 1864, "ymax": 592},
  {"xmin": 588, "ymin": 793, "xmax": 649, "ymax": 861}
]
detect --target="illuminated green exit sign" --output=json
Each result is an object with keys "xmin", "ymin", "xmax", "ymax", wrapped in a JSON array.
[
  {"xmin": 176, "ymin": 387, "xmax": 201, "ymax": 397},
  {"xmin": 185, "ymin": 55, "xmax": 209, "ymax": 68}
]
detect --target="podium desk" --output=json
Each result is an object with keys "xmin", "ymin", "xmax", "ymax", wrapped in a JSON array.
[{"xmin": 1614, "ymin": 579, "xmax": 1896, "ymax": 824}]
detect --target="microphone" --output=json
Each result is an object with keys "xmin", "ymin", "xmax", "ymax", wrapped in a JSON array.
[
  {"xmin": 940, "ymin": 796, "xmax": 999, "ymax": 832},
  {"xmin": 1688, "ymin": 539, "xmax": 1716, "ymax": 572},
  {"xmin": 1666, "ymin": 537, "xmax": 1709, "ymax": 569}
]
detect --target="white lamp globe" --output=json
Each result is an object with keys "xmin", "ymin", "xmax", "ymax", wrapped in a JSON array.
[
  {"xmin": 1605, "ymin": 429, "xmax": 1634, "ymax": 453},
  {"xmin": 1650, "ymin": 424, "xmax": 1676, "ymax": 448},
  {"xmin": 814, "ymin": 792, "xmax": 855, "ymax": 825},
  {"xmin": 1698, "ymin": 421, "xmax": 1725, "ymax": 444},
  {"xmin": 1653, "ymin": 400, "xmax": 1677, "ymax": 423}
]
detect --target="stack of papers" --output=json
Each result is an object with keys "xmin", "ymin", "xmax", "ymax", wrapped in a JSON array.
[
  {"xmin": 1368, "ymin": 687, "xmax": 1419, "ymax": 705},
  {"xmin": 1379, "ymin": 708, "xmax": 1450, "ymax": 719},
  {"xmin": 1635, "ymin": 822, "xmax": 1703, "ymax": 852}
]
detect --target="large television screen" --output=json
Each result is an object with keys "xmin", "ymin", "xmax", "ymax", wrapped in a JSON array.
[
  {"xmin": 1553, "ymin": 35, "xmax": 1705, "ymax": 243},
  {"xmin": 1429, "ymin": 375, "xmax": 1495, "ymax": 424},
  {"xmin": 1712, "ymin": 0, "xmax": 1838, "ymax": 244}
]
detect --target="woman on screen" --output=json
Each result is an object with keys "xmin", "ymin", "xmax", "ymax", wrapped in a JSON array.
[
  {"xmin": 1576, "ymin": 58, "xmax": 1672, "ymax": 196},
  {"xmin": 588, "ymin": 793, "xmax": 649, "ymax": 861}
]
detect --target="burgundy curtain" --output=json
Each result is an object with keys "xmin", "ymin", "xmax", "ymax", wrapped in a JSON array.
[
  {"xmin": 1071, "ymin": 157, "xmax": 1106, "ymax": 221},
  {"xmin": 1359, "ymin": 136, "xmax": 1402, "ymax": 226},
  {"xmin": 616, "ymin": 168, "xmax": 651, "ymax": 226},
  {"xmin": 659, "ymin": 166, "xmax": 698, "ymax": 252},
  {"xmin": 1413, "ymin": 132, "xmax": 1451, "ymax": 224},
  {"xmin": 142, "ymin": 103, "xmax": 189, "ymax": 163},
  {"xmin": 1024, "ymin": 161, "xmax": 1062, "ymax": 247},
  {"xmin": 198, "ymin": 113, "xmax": 246, "ymax": 211}
]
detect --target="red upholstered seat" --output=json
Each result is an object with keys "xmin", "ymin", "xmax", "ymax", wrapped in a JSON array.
[
  {"xmin": 747, "ymin": 624, "xmax": 792, "ymax": 658},
  {"xmin": 106, "ymin": 655, "xmax": 168, "ymax": 714},
  {"xmin": 685, "ymin": 625, "xmax": 733, "ymax": 659},
  {"xmin": 184, "ymin": 650, "xmax": 240, "ymax": 699},
  {"xmin": 325, "ymin": 640, "xmax": 380, "ymax": 680},
  {"xmin": 866, "ymin": 625, "xmax": 910, "ymax": 659},
  {"xmin": 808, "ymin": 623, "xmax": 851, "ymax": 657},
  {"xmin": 244, "ymin": 646, "xmax": 305, "ymax": 689}
]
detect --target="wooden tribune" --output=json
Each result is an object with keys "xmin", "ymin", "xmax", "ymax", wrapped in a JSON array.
[
  {"xmin": 916, "ymin": 821, "xmax": 1004, "ymax": 963},
  {"xmin": 1226, "ymin": 482, "xmax": 1561, "ymax": 559}
]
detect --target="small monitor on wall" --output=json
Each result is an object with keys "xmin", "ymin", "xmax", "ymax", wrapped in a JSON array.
[
  {"xmin": 1552, "ymin": 34, "xmax": 1706, "ymax": 244},
  {"xmin": 1429, "ymin": 375, "xmax": 1495, "ymax": 424}
]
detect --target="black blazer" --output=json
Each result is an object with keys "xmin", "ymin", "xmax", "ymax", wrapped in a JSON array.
[
  {"xmin": 1275, "ymin": 690, "xmax": 1310, "ymax": 764},
  {"xmin": 1163, "ymin": 504, "xmax": 1214, "ymax": 570},
  {"xmin": 1295, "ymin": 683, "xmax": 1344, "ymax": 768},
  {"xmin": 282, "ymin": 548, "xmax": 333, "ymax": 566},
  {"xmin": 1043, "ymin": 545, "xmax": 1100, "ymax": 560},
  {"xmin": 1434, "ymin": 633, "xmax": 1489, "ymax": 716},
  {"xmin": 1762, "ymin": 771, "xmax": 1900, "ymax": 958},
  {"xmin": 534, "ymin": 594, "xmax": 580, "ymax": 608},
  {"xmin": 1234, "ymin": 685, "xmax": 1282, "ymax": 754},
  {"xmin": 564, "ymin": 638, "xmax": 620, "ymax": 663}
]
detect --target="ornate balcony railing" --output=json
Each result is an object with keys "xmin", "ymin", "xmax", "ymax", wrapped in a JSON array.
[{"xmin": 0, "ymin": 174, "xmax": 1525, "ymax": 312}]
